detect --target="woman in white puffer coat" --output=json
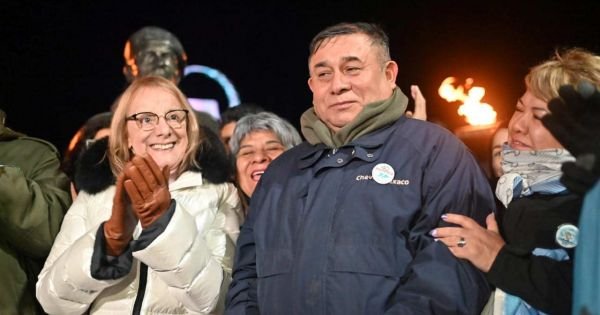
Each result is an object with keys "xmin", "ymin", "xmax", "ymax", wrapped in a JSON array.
[{"xmin": 36, "ymin": 76, "xmax": 243, "ymax": 315}]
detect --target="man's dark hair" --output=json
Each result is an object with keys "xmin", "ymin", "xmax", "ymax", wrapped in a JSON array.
[
  {"xmin": 308, "ymin": 22, "xmax": 391, "ymax": 62},
  {"xmin": 220, "ymin": 103, "xmax": 265, "ymax": 127}
]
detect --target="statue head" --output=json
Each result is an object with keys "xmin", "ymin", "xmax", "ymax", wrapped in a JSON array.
[{"xmin": 123, "ymin": 26, "xmax": 187, "ymax": 84}]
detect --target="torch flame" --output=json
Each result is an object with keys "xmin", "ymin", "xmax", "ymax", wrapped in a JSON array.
[{"xmin": 438, "ymin": 77, "xmax": 496, "ymax": 126}]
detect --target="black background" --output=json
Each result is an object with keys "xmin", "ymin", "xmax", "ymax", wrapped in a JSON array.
[{"xmin": 1, "ymin": 1, "xmax": 599, "ymax": 153}]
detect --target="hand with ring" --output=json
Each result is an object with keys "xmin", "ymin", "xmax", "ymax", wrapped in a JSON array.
[{"xmin": 430, "ymin": 213, "xmax": 505, "ymax": 272}]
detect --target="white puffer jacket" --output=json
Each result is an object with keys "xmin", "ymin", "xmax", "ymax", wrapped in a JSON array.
[{"xmin": 36, "ymin": 171, "xmax": 243, "ymax": 315}]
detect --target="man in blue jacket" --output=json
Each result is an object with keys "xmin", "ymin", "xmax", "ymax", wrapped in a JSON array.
[{"xmin": 226, "ymin": 22, "xmax": 494, "ymax": 314}]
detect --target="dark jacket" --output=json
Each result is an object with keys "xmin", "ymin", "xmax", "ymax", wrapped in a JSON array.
[
  {"xmin": 0, "ymin": 112, "xmax": 72, "ymax": 315},
  {"xmin": 487, "ymin": 192, "xmax": 582, "ymax": 314},
  {"xmin": 227, "ymin": 117, "xmax": 495, "ymax": 314}
]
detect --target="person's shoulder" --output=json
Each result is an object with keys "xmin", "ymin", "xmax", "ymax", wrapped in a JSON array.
[
  {"xmin": 390, "ymin": 118, "xmax": 463, "ymax": 150},
  {"xmin": 275, "ymin": 140, "xmax": 315, "ymax": 161},
  {"xmin": 399, "ymin": 118, "xmax": 454, "ymax": 137},
  {"xmin": 258, "ymin": 142, "xmax": 311, "ymax": 179},
  {"xmin": 6, "ymin": 135, "xmax": 60, "ymax": 156},
  {"xmin": 273, "ymin": 141, "xmax": 311, "ymax": 162},
  {"xmin": 374, "ymin": 118, "xmax": 475, "ymax": 171}
]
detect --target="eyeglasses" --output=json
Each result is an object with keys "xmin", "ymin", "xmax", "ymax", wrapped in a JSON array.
[{"xmin": 126, "ymin": 109, "xmax": 189, "ymax": 131}]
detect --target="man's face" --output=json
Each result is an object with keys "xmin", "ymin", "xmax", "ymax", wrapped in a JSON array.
[
  {"xmin": 135, "ymin": 40, "xmax": 181, "ymax": 83},
  {"xmin": 307, "ymin": 33, "xmax": 397, "ymax": 132}
]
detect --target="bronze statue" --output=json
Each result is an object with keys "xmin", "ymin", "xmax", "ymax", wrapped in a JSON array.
[{"xmin": 123, "ymin": 26, "xmax": 187, "ymax": 84}]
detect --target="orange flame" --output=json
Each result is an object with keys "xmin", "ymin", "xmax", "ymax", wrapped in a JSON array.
[{"xmin": 438, "ymin": 77, "xmax": 496, "ymax": 126}]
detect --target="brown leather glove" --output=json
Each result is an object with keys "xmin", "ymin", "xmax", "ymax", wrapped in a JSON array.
[
  {"xmin": 123, "ymin": 155, "xmax": 172, "ymax": 228},
  {"xmin": 103, "ymin": 173, "xmax": 138, "ymax": 256}
]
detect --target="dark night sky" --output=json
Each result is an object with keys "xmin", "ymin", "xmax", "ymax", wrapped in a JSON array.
[{"xmin": 1, "ymin": 1, "xmax": 599, "ymax": 153}]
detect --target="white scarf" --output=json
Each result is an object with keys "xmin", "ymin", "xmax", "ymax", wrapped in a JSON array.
[{"xmin": 495, "ymin": 145, "xmax": 575, "ymax": 207}]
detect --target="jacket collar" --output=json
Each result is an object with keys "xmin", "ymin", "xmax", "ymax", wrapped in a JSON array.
[
  {"xmin": 169, "ymin": 171, "xmax": 203, "ymax": 191},
  {"xmin": 297, "ymin": 116, "xmax": 406, "ymax": 169}
]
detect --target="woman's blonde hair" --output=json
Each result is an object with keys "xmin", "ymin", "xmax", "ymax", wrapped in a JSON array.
[
  {"xmin": 526, "ymin": 48, "xmax": 600, "ymax": 101},
  {"xmin": 108, "ymin": 76, "xmax": 202, "ymax": 178}
]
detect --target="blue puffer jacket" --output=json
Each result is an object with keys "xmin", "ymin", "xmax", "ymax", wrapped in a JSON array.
[{"xmin": 227, "ymin": 117, "xmax": 495, "ymax": 315}]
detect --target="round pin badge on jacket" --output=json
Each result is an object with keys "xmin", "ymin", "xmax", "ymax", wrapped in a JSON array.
[
  {"xmin": 372, "ymin": 163, "xmax": 394, "ymax": 184},
  {"xmin": 555, "ymin": 224, "xmax": 579, "ymax": 248}
]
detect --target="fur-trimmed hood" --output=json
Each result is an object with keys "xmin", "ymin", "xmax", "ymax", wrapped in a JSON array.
[{"xmin": 74, "ymin": 126, "xmax": 233, "ymax": 194}]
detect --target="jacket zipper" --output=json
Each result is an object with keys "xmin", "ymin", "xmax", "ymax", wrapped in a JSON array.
[{"xmin": 132, "ymin": 263, "xmax": 148, "ymax": 315}]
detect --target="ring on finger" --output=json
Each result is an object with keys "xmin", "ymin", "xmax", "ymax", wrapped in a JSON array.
[{"xmin": 457, "ymin": 237, "xmax": 467, "ymax": 248}]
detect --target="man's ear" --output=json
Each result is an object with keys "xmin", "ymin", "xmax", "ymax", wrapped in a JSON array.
[
  {"xmin": 307, "ymin": 76, "xmax": 315, "ymax": 93},
  {"xmin": 384, "ymin": 61, "xmax": 398, "ymax": 87}
]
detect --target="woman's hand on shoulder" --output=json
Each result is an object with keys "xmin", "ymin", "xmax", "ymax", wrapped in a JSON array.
[{"xmin": 430, "ymin": 213, "xmax": 505, "ymax": 272}]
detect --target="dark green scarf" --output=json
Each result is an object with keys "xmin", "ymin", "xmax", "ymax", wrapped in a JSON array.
[{"xmin": 300, "ymin": 87, "xmax": 408, "ymax": 148}]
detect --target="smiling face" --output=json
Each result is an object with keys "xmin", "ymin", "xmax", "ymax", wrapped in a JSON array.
[
  {"xmin": 307, "ymin": 33, "xmax": 397, "ymax": 132},
  {"xmin": 126, "ymin": 86, "xmax": 189, "ymax": 176},
  {"xmin": 507, "ymin": 90, "xmax": 562, "ymax": 151},
  {"xmin": 236, "ymin": 130, "xmax": 285, "ymax": 197}
]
